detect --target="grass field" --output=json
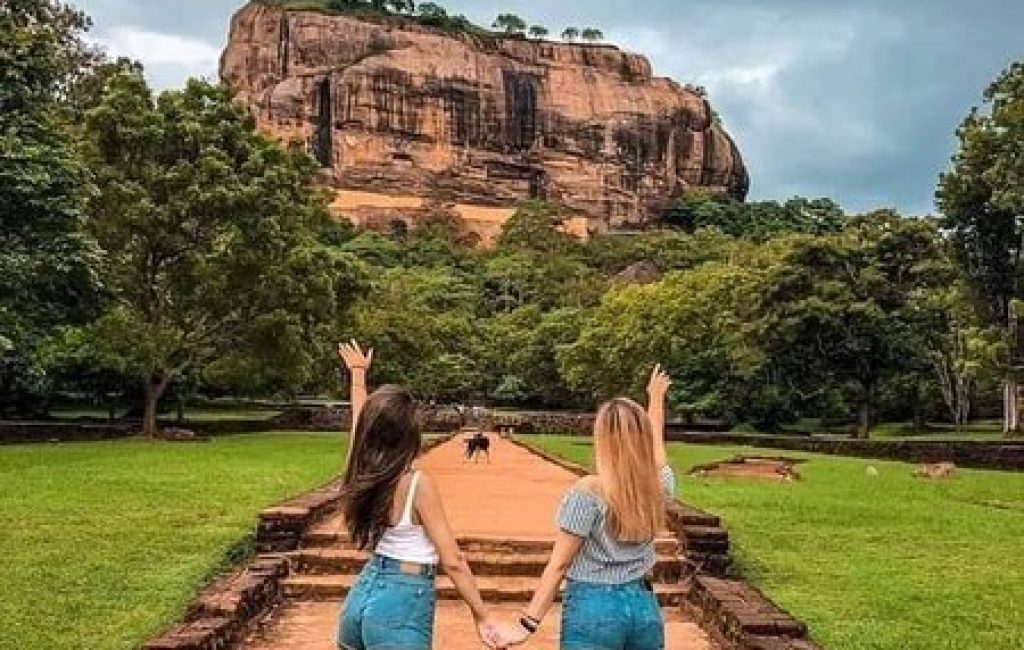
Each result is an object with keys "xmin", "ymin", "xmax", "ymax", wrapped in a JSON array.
[
  {"xmin": 530, "ymin": 435, "xmax": 1024, "ymax": 650},
  {"xmin": 0, "ymin": 432, "xmax": 344, "ymax": 650}
]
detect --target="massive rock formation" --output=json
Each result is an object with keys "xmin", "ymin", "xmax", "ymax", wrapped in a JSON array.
[{"xmin": 221, "ymin": 3, "xmax": 748, "ymax": 241}]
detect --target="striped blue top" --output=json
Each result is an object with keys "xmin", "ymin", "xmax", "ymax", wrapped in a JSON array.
[{"xmin": 557, "ymin": 466, "xmax": 676, "ymax": 584}]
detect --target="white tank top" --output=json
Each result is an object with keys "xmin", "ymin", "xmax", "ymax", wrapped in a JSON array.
[{"xmin": 375, "ymin": 471, "xmax": 439, "ymax": 565}]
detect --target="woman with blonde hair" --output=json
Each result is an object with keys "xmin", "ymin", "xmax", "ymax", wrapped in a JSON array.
[{"xmin": 504, "ymin": 366, "xmax": 675, "ymax": 650}]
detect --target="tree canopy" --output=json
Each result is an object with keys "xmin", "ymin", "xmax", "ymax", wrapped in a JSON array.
[
  {"xmin": 80, "ymin": 72, "xmax": 364, "ymax": 434},
  {"xmin": 0, "ymin": 0, "xmax": 101, "ymax": 415},
  {"xmin": 938, "ymin": 61, "xmax": 1024, "ymax": 432}
]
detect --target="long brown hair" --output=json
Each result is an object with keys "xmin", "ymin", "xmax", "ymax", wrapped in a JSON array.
[
  {"xmin": 342, "ymin": 385, "xmax": 421, "ymax": 550},
  {"xmin": 593, "ymin": 398, "xmax": 663, "ymax": 542}
]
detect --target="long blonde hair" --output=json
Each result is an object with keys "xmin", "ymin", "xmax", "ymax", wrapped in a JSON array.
[{"xmin": 593, "ymin": 398, "xmax": 664, "ymax": 542}]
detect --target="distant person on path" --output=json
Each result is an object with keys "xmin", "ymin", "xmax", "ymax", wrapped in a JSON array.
[
  {"xmin": 335, "ymin": 341, "xmax": 508, "ymax": 650},
  {"xmin": 502, "ymin": 366, "xmax": 675, "ymax": 650}
]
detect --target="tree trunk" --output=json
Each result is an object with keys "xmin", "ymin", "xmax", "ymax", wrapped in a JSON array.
[
  {"xmin": 1006, "ymin": 378, "xmax": 1022, "ymax": 436},
  {"xmin": 856, "ymin": 399, "xmax": 871, "ymax": 439},
  {"xmin": 142, "ymin": 374, "xmax": 169, "ymax": 437},
  {"xmin": 912, "ymin": 406, "xmax": 926, "ymax": 433}
]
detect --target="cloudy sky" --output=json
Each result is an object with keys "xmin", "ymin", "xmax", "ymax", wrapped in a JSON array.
[{"xmin": 76, "ymin": 0, "xmax": 1023, "ymax": 215}]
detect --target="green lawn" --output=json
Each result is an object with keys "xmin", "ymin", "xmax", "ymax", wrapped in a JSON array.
[
  {"xmin": 0, "ymin": 432, "xmax": 345, "ymax": 650},
  {"xmin": 530, "ymin": 435, "xmax": 1024, "ymax": 650}
]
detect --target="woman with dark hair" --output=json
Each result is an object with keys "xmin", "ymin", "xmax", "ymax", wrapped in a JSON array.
[
  {"xmin": 503, "ymin": 366, "xmax": 675, "ymax": 650},
  {"xmin": 335, "ymin": 341, "xmax": 506, "ymax": 650}
]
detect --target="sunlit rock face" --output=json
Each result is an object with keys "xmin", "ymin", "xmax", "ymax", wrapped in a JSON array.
[{"xmin": 221, "ymin": 3, "xmax": 748, "ymax": 239}]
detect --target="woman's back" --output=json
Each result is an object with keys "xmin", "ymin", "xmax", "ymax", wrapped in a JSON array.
[
  {"xmin": 375, "ymin": 470, "xmax": 439, "ymax": 565},
  {"xmin": 558, "ymin": 467, "xmax": 676, "ymax": 584}
]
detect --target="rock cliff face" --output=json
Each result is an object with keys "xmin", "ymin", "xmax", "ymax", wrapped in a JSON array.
[{"xmin": 221, "ymin": 3, "xmax": 748, "ymax": 239}]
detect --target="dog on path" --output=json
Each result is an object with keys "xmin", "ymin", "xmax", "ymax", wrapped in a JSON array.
[{"xmin": 463, "ymin": 431, "xmax": 491, "ymax": 464}]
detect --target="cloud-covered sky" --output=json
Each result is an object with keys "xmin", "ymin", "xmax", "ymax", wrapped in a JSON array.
[{"xmin": 76, "ymin": 0, "xmax": 1023, "ymax": 215}]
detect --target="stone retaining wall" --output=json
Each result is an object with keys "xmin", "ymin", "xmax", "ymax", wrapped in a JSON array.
[
  {"xmin": 0, "ymin": 421, "xmax": 135, "ymax": 444},
  {"xmin": 0, "ymin": 419, "xmax": 279, "ymax": 444},
  {"xmin": 669, "ymin": 432, "xmax": 1024, "ymax": 471},
  {"xmin": 510, "ymin": 437, "xmax": 822, "ymax": 650}
]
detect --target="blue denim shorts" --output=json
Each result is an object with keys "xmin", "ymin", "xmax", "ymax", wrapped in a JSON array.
[
  {"xmin": 561, "ymin": 579, "xmax": 664, "ymax": 650},
  {"xmin": 337, "ymin": 554, "xmax": 437, "ymax": 650}
]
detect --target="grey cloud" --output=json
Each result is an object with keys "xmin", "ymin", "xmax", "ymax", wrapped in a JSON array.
[{"xmin": 73, "ymin": 0, "xmax": 1024, "ymax": 215}]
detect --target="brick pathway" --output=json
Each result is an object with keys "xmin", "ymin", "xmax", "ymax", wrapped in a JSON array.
[{"xmin": 242, "ymin": 437, "xmax": 715, "ymax": 649}]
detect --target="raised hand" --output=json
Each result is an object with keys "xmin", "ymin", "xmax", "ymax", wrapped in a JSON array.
[
  {"xmin": 647, "ymin": 363, "xmax": 671, "ymax": 400},
  {"xmin": 337, "ymin": 339, "xmax": 373, "ymax": 372}
]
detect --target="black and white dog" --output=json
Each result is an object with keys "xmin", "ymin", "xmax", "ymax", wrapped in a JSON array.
[{"xmin": 463, "ymin": 431, "xmax": 491, "ymax": 464}]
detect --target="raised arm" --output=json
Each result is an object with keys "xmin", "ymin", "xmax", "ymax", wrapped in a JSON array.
[
  {"xmin": 338, "ymin": 340, "xmax": 373, "ymax": 467},
  {"xmin": 416, "ymin": 473, "xmax": 505, "ymax": 649},
  {"xmin": 646, "ymin": 364, "xmax": 671, "ymax": 470}
]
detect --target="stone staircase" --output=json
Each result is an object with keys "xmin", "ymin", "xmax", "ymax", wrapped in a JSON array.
[
  {"xmin": 149, "ymin": 437, "xmax": 816, "ymax": 650},
  {"xmin": 277, "ymin": 513, "xmax": 690, "ymax": 606}
]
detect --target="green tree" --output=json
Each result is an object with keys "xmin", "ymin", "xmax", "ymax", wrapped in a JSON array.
[
  {"xmin": 0, "ymin": 0, "xmax": 102, "ymax": 414},
  {"xmin": 938, "ymin": 61, "xmax": 1024, "ymax": 434},
  {"xmin": 416, "ymin": 2, "xmax": 448, "ymax": 21},
  {"xmin": 580, "ymin": 28, "xmax": 604, "ymax": 42},
  {"xmin": 495, "ymin": 201, "xmax": 576, "ymax": 254},
  {"xmin": 560, "ymin": 259, "xmax": 774, "ymax": 425},
  {"xmin": 528, "ymin": 25, "xmax": 549, "ymax": 40},
  {"xmin": 664, "ymin": 192, "xmax": 847, "ymax": 240},
  {"xmin": 919, "ymin": 283, "xmax": 1003, "ymax": 429},
  {"xmin": 484, "ymin": 203, "xmax": 610, "ymax": 313},
  {"xmin": 486, "ymin": 306, "xmax": 587, "ymax": 407},
  {"xmin": 757, "ymin": 215, "xmax": 953, "ymax": 437},
  {"xmin": 82, "ymin": 73, "xmax": 363, "ymax": 435},
  {"xmin": 351, "ymin": 267, "xmax": 483, "ymax": 401},
  {"xmin": 386, "ymin": 0, "xmax": 415, "ymax": 14},
  {"xmin": 561, "ymin": 27, "xmax": 580, "ymax": 42},
  {"xmin": 492, "ymin": 13, "xmax": 527, "ymax": 35}
]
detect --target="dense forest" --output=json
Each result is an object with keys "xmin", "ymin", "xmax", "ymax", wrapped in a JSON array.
[{"xmin": 3, "ymin": 1, "xmax": 1024, "ymax": 438}]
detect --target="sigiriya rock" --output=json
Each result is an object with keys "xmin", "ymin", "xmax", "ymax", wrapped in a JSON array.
[{"xmin": 220, "ymin": 2, "xmax": 749, "ymax": 241}]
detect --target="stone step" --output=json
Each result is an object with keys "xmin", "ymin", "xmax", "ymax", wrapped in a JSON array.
[
  {"xmin": 281, "ymin": 574, "xmax": 689, "ymax": 607},
  {"xmin": 290, "ymin": 548, "xmax": 684, "ymax": 582},
  {"xmin": 241, "ymin": 600, "xmax": 716, "ymax": 650},
  {"xmin": 303, "ymin": 525, "xmax": 679, "ymax": 555}
]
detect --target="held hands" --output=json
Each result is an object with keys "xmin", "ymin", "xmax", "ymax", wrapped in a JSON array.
[
  {"xmin": 477, "ymin": 617, "xmax": 532, "ymax": 649},
  {"xmin": 338, "ymin": 340, "xmax": 373, "ymax": 373},
  {"xmin": 497, "ymin": 622, "xmax": 531, "ymax": 647},
  {"xmin": 476, "ymin": 617, "xmax": 512, "ymax": 649},
  {"xmin": 647, "ymin": 363, "xmax": 672, "ymax": 402},
  {"xmin": 480, "ymin": 616, "xmax": 533, "ymax": 648}
]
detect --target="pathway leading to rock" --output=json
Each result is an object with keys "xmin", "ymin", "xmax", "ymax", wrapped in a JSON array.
[{"xmin": 242, "ymin": 436, "xmax": 716, "ymax": 649}]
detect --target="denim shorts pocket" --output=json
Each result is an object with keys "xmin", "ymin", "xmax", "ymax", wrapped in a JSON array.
[
  {"xmin": 362, "ymin": 577, "xmax": 435, "ymax": 650},
  {"xmin": 630, "ymin": 591, "xmax": 665, "ymax": 650},
  {"xmin": 561, "ymin": 590, "xmax": 623, "ymax": 650}
]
